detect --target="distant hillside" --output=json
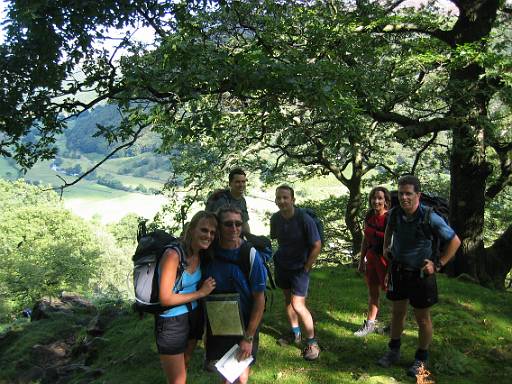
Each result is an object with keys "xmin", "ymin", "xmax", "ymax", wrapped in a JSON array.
[
  {"xmin": 64, "ymin": 104, "xmax": 163, "ymax": 158},
  {"xmin": 0, "ymin": 103, "xmax": 175, "ymax": 199},
  {"xmin": 1, "ymin": 267, "xmax": 510, "ymax": 384}
]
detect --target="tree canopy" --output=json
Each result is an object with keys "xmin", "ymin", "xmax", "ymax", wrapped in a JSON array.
[{"xmin": 1, "ymin": 0, "xmax": 511, "ymax": 287}]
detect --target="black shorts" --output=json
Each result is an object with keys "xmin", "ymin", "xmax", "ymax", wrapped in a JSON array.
[
  {"xmin": 205, "ymin": 324, "xmax": 260, "ymax": 364},
  {"xmin": 275, "ymin": 265, "xmax": 310, "ymax": 297},
  {"xmin": 154, "ymin": 306, "xmax": 204, "ymax": 355},
  {"xmin": 386, "ymin": 263, "xmax": 438, "ymax": 309}
]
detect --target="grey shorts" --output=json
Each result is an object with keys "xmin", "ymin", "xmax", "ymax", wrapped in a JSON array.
[{"xmin": 154, "ymin": 306, "xmax": 204, "ymax": 355}]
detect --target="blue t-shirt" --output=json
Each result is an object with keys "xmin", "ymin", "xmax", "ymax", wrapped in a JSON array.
[
  {"xmin": 203, "ymin": 243, "xmax": 267, "ymax": 325},
  {"xmin": 271, "ymin": 209, "xmax": 321, "ymax": 270},
  {"xmin": 160, "ymin": 267, "xmax": 201, "ymax": 318},
  {"xmin": 390, "ymin": 204, "xmax": 456, "ymax": 270}
]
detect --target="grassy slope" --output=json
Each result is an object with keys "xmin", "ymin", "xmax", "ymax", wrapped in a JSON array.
[{"xmin": 1, "ymin": 267, "xmax": 510, "ymax": 384}]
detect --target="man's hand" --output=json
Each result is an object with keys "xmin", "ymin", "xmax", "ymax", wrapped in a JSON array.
[
  {"xmin": 422, "ymin": 259, "xmax": 435, "ymax": 275},
  {"xmin": 237, "ymin": 339, "xmax": 253, "ymax": 361}
]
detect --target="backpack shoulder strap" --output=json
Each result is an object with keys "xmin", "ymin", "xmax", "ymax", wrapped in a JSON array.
[
  {"xmin": 296, "ymin": 207, "xmax": 308, "ymax": 235},
  {"xmin": 420, "ymin": 206, "xmax": 435, "ymax": 239},
  {"xmin": 270, "ymin": 212, "xmax": 278, "ymax": 239},
  {"xmin": 388, "ymin": 207, "xmax": 399, "ymax": 230},
  {"xmin": 239, "ymin": 240, "xmax": 275, "ymax": 290},
  {"xmin": 163, "ymin": 242, "xmax": 187, "ymax": 291},
  {"xmin": 238, "ymin": 241, "xmax": 255, "ymax": 282}
]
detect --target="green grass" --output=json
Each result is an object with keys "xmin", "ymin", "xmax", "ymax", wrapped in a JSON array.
[{"xmin": 1, "ymin": 267, "xmax": 511, "ymax": 383}]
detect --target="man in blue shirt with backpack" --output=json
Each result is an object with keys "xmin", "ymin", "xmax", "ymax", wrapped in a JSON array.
[
  {"xmin": 271, "ymin": 185, "xmax": 322, "ymax": 361},
  {"xmin": 378, "ymin": 175, "xmax": 460, "ymax": 377},
  {"xmin": 203, "ymin": 206, "xmax": 267, "ymax": 383}
]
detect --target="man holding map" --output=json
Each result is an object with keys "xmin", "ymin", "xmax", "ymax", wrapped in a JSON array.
[{"xmin": 203, "ymin": 206, "xmax": 267, "ymax": 383}]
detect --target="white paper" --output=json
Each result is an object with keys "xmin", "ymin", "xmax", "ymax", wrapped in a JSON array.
[{"xmin": 214, "ymin": 344, "xmax": 253, "ymax": 383}]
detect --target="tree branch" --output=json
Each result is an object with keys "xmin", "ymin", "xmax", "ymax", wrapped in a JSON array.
[
  {"xmin": 371, "ymin": 110, "xmax": 461, "ymax": 139},
  {"xmin": 485, "ymin": 142, "xmax": 512, "ymax": 198},
  {"xmin": 135, "ymin": 4, "xmax": 167, "ymax": 39},
  {"xmin": 411, "ymin": 132, "xmax": 438, "ymax": 174},
  {"xmin": 47, "ymin": 123, "xmax": 149, "ymax": 195}
]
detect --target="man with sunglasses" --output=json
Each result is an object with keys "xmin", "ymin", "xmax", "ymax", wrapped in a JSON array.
[
  {"xmin": 203, "ymin": 206, "xmax": 267, "ymax": 383},
  {"xmin": 378, "ymin": 175, "xmax": 460, "ymax": 377},
  {"xmin": 206, "ymin": 168, "xmax": 251, "ymax": 234},
  {"xmin": 271, "ymin": 185, "xmax": 322, "ymax": 361}
]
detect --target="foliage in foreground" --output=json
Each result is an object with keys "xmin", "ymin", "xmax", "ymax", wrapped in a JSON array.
[
  {"xmin": 1, "ymin": 267, "xmax": 510, "ymax": 384},
  {"xmin": 0, "ymin": 180, "xmax": 135, "ymax": 319}
]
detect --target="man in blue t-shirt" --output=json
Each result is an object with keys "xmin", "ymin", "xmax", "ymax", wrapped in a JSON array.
[
  {"xmin": 378, "ymin": 175, "xmax": 460, "ymax": 377},
  {"xmin": 270, "ymin": 185, "xmax": 322, "ymax": 361},
  {"xmin": 204, "ymin": 206, "xmax": 267, "ymax": 383}
]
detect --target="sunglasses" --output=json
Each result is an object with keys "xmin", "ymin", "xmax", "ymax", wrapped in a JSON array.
[{"xmin": 222, "ymin": 220, "xmax": 243, "ymax": 228}]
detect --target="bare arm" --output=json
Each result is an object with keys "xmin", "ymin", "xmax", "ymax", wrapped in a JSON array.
[
  {"xmin": 423, "ymin": 234, "xmax": 461, "ymax": 275},
  {"xmin": 439, "ymin": 234, "xmax": 461, "ymax": 266},
  {"xmin": 383, "ymin": 225, "xmax": 393, "ymax": 263},
  {"xmin": 158, "ymin": 249, "xmax": 215, "ymax": 307},
  {"xmin": 358, "ymin": 233, "xmax": 369, "ymax": 272},
  {"xmin": 237, "ymin": 291, "xmax": 265, "ymax": 360},
  {"xmin": 304, "ymin": 240, "xmax": 322, "ymax": 272}
]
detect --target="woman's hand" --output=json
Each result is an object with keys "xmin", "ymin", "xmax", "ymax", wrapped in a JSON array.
[{"xmin": 198, "ymin": 277, "xmax": 216, "ymax": 297}]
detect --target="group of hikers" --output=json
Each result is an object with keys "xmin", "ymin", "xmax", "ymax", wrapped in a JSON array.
[{"xmin": 152, "ymin": 168, "xmax": 461, "ymax": 384}]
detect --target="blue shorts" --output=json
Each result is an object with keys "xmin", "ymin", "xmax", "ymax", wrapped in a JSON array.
[
  {"xmin": 154, "ymin": 306, "xmax": 204, "ymax": 355},
  {"xmin": 275, "ymin": 265, "xmax": 310, "ymax": 297}
]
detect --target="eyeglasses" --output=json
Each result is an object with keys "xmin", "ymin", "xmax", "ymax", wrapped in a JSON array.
[{"xmin": 222, "ymin": 220, "xmax": 243, "ymax": 228}]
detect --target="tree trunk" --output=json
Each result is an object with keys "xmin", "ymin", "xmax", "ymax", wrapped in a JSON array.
[
  {"xmin": 444, "ymin": 0, "xmax": 504, "ymax": 285},
  {"xmin": 480, "ymin": 224, "xmax": 512, "ymax": 289},
  {"xmin": 345, "ymin": 152, "xmax": 364, "ymax": 260},
  {"xmin": 448, "ymin": 124, "xmax": 490, "ymax": 278}
]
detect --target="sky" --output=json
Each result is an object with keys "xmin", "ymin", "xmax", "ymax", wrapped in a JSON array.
[{"xmin": 0, "ymin": 1, "xmax": 5, "ymax": 43}]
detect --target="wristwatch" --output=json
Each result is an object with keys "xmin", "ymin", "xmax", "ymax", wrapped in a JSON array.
[
  {"xmin": 243, "ymin": 335, "xmax": 254, "ymax": 343},
  {"xmin": 435, "ymin": 261, "xmax": 443, "ymax": 272}
]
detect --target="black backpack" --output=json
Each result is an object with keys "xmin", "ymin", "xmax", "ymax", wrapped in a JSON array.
[
  {"xmin": 205, "ymin": 188, "xmax": 230, "ymax": 213},
  {"xmin": 297, "ymin": 207, "xmax": 325, "ymax": 246},
  {"xmin": 388, "ymin": 191, "xmax": 450, "ymax": 265},
  {"xmin": 132, "ymin": 221, "xmax": 187, "ymax": 314}
]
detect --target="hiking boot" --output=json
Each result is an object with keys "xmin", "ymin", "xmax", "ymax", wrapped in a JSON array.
[
  {"xmin": 303, "ymin": 342, "xmax": 320, "ymax": 361},
  {"xmin": 278, "ymin": 332, "xmax": 301, "ymax": 346},
  {"xmin": 407, "ymin": 359, "xmax": 428, "ymax": 377},
  {"xmin": 377, "ymin": 349, "xmax": 400, "ymax": 367},
  {"xmin": 354, "ymin": 320, "xmax": 377, "ymax": 337}
]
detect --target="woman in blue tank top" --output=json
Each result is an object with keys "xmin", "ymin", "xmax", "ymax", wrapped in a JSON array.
[{"xmin": 155, "ymin": 211, "xmax": 218, "ymax": 384}]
